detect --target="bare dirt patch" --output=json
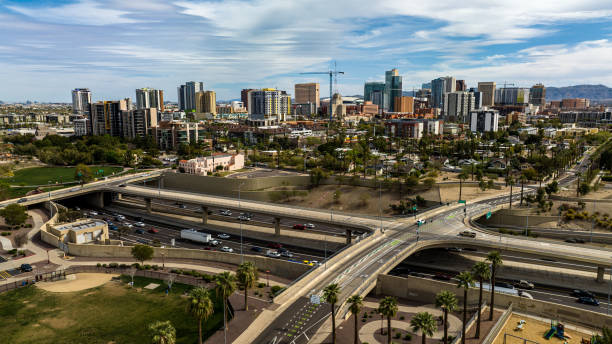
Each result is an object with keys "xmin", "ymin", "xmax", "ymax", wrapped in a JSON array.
[
  {"xmin": 36, "ymin": 273, "xmax": 119, "ymax": 293},
  {"xmin": 41, "ymin": 316, "xmax": 76, "ymax": 330}
]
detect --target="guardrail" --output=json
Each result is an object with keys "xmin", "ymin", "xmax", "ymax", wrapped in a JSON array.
[{"xmin": 482, "ymin": 303, "xmax": 513, "ymax": 344}]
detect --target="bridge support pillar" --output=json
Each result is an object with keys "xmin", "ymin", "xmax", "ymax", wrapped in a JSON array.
[
  {"xmin": 201, "ymin": 206, "xmax": 208, "ymax": 224},
  {"xmin": 597, "ymin": 266, "xmax": 605, "ymax": 283},
  {"xmin": 346, "ymin": 229, "xmax": 352, "ymax": 245},
  {"xmin": 116, "ymin": 193, "xmax": 122, "ymax": 200},
  {"xmin": 145, "ymin": 198, "xmax": 152, "ymax": 214},
  {"xmin": 158, "ymin": 177, "xmax": 164, "ymax": 189},
  {"xmin": 274, "ymin": 217, "xmax": 281, "ymax": 236}
]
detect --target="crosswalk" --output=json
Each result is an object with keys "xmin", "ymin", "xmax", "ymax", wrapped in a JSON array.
[{"xmin": 0, "ymin": 270, "xmax": 13, "ymax": 280}]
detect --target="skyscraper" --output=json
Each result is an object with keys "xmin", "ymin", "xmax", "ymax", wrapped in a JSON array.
[
  {"xmin": 247, "ymin": 88, "xmax": 291, "ymax": 126},
  {"xmin": 444, "ymin": 91, "xmax": 476, "ymax": 122},
  {"xmin": 394, "ymin": 96, "xmax": 414, "ymax": 113},
  {"xmin": 177, "ymin": 81, "xmax": 203, "ymax": 112},
  {"xmin": 364, "ymin": 82, "xmax": 385, "ymax": 110},
  {"xmin": 530, "ymin": 83, "xmax": 546, "ymax": 106},
  {"xmin": 195, "ymin": 90, "xmax": 216, "ymax": 115},
  {"xmin": 468, "ymin": 88, "xmax": 483, "ymax": 110},
  {"xmin": 71, "ymin": 88, "xmax": 91, "ymax": 116},
  {"xmin": 295, "ymin": 83, "xmax": 320, "ymax": 112},
  {"xmin": 384, "ymin": 69, "xmax": 402, "ymax": 112},
  {"xmin": 90, "ymin": 99, "xmax": 128, "ymax": 136},
  {"xmin": 430, "ymin": 76, "xmax": 456, "ymax": 109},
  {"xmin": 121, "ymin": 108, "xmax": 158, "ymax": 139},
  {"xmin": 241, "ymin": 89, "xmax": 255, "ymax": 111},
  {"xmin": 456, "ymin": 80, "xmax": 467, "ymax": 91},
  {"xmin": 495, "ymin": 87, "xmax": 530, "ymax": 105},
  {"xmin": 477, "ymin": 82, "xmax": 496, "ymax": 107},
  {"xmin": 135, "ymin": 88, "xmax": 164, "ymax": 111}
]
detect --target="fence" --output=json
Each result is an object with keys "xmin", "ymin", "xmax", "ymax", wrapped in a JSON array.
[
  {"xmin": 451, "ymin": 301, "xmax": 489, "ymax": 344},
  {"xmin": 482, "ymin": 303, "xmax": 514, "ymax": 344}
]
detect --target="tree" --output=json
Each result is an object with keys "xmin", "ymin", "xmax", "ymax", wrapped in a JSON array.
[
  {"xmin": 594, "ymin": 326, "xmax": 612, "ymax": 344},
  {"xmin": 347, "ymin": 295, "xmax": 363, "ymax": 344},
  {"xmin": 323, "ymin": 283, "xmax": 341, "ymax": 344},
  {"xmin": 410, "ymin": 312, "xmax": 437, "ymax": 344},
  {"xmin": 131, "ymin": 244, "xmax": 154, "ymax": 265},
  {"xmin": 0, "ymin": 203, "xmax": 27, "ymax": 226},
  {"xmin": 236, "ymin": 261, "xmax": 259, "ymax": 311},
  {"xmin": 456, "ymin": 271, "xmax": 474, "ymax": 344},
  {"xmin": 506, "ymin": 176, "xmax": 515, "ymax": 209},
  {"xmin": 14, "ymin": 232, "xmax": 27, "ymax": 248},
  {"xmin": 472, "ymin": 261, "xmax": 491, "ymax": 338},
  {"xmin": 487, "ymin": 251, "xmax": 503, "ymax": 321},
  {"xmin": 520, "ymin": 175, "xmax": 527, "ymax": 206},
  {"xmin": 435, "ymin": 291, "xmax": 458, "ymax": 344},
  {"xmin": 148, "ymin": 320, "xmax": 176, "ymax": 344},
  {"xmin": 215, "ymin": 271, "xmax": 237, "ymax": 336},
  {"xmin": 75, "ymin": 163, "xmax": 93, "ymax": 183},
  {"xmin": 458, "ymin": 172, "xmax": 468, "ymax": 201},
  {"xmin": 378, "ymin": 296, "xmax": 398, "ymax": 344},
  {"xmin": 187, "ymin": 287, "xmax": 214, "ymax": 344}
]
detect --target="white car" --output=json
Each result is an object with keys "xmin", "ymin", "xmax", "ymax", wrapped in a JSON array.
[
  {"xmin": 310, "ymin": 260, "xmax": 321, "ymax": 266},
  {"xmin": 90, "ymin": 211, "xmax": 98, "ymax": 216},
  {"xmin": 134, "ymin": 222, "xmax": 146, "ymax": 227},
  {"xmin": 221, "ymin": 246, "xmax": 233, "ymax": 253},
  {"xmin": 219, "ymin": 210, "xmax": 232, "ymax": 216},
  {"xmin": 218, "ymin": 233, "xmax": 230, "ymax": 239},
  {"xmin": 123, "ymin": 222, "xmax": 133, "ymax": 228},
  {"xmin": 115, "ymin": 215, "xmax": 126, "ymax": 221},
  {"xmin": 305, "ymin": 223, "xmax": 315, "ymax": 229},
  {"xmin": 266, "ymin": 250, "xmax": 281, "ymax": 258}
]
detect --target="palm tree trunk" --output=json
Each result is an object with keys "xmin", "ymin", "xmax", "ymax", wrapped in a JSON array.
[
  {"xmin": 443, "ymin": 308, "xmax": 448, "ymax": 344},
  {"xmin": 224, "ymin": 299, "xmax": 228, "ymax": 331},
  {"xmin": 354, "ymin": 311, "xmax": 359, "ymax": 344},
  {"xmin": 509, "ymin": 184, "xmax": 513, "ymax": 209},
  {"xmin": 198, "ymin": 318, "xmax": 203, "ymax": 344},
  {"xmin": 244, "ymin": 287, "xmax": 248, "ymax": 310},
  {"xmin": 459, "ymin": 179, "xmax": 462, "ymax": 201},
  {"xmin": 422, "ymin": 333, "xmax": 427, "ymax": 344},
  {"xmin": 489, "ymin": 267, "xmax": 496, "ymax": 321},
  {"xmin": 476, "ymin": 281, "xmax": 483, "ymax": 338},
  {"xmin": 462, "ymin": 289, "xmax": 467, "ymax": 344},
  {"xmin": 387, "ymin": 316, "xmax": 391, "ymax": 344},
  {"xmin": 331, "ymin": 304, "xmax": 336, "ymax": 344},
  {"xmin": 520, "ymin": 181, "xmax": 524, "ymax": 206}
]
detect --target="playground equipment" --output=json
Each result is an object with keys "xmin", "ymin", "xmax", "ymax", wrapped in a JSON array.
[{"xmin": 544, "ymin": 320, "xmax": 570, "ymax": 340}]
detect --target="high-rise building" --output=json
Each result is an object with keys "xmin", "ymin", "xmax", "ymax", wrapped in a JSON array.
[
  {"xmin": 444, "ymin": 91, "xmax": 476, "ymax": 122},
  {"xmin": 295, "ymin": 83, "xmax": 320, "ymax": 112},
  {"xmin": 495, "ymin": 87, "xmax": 530, "ymax": 105},
  {"xmin": 468, "ymin": 88, "xmax": 483, "ymax": 110},
  {"xmin": 121, "ymin": 108, "xmax": 158, "ymax": 139},
  {"xmin": 90, "ymin": 99, "xmax": 129, "ymax": 136},
  {"xmin": 394, "ymin": 96, "xmax": 414, "ymax": 113},
  {"xmin": 430, "ymin": 76, "xmax": 456, "ymax": 109},
  {"xmin": 456, "ymin": 80, "xmax": 467, "ymax": 91},
  {"xmin": 241, "ymin": 89, "xmax": 255, "ymax": 111},
  {"xmin": 477, "ymin": 82, "xmax": 496, "ymax": 107},
  {"xmin": 331, "ymin": 93, "xmax": 346, "ymax": 118},
  {"xmin": 247, "ymin": 88, "xmax": 291, "ymax": 126},
  {"xmin": 177, "ymin": 81, "xmax": 203, "ymax": 112},
  {"xmin": 136, "ymin": 88, "xmax": 164, "ymax": 111},
  {"xmin": 529, "ymin": 84, "xmax": 546, "ymax": 106},
  {"xmin": 384, "ymin": 69, "xmax": 402, "ymax": 112},
  {"xmin": 561, "ymin": 98, "xmax": 590, "ymax": 109},
  {"xmin": 470, "ymin": 109, "xmax": 499, "ymax": 133},
  {"xmin": 73, "ymin": 118, "xmax": 89, "ymax": 136},
  {"xmin": 364, "ymin": 82, "xmax": 385, "ymax": 109},
  {"xmin": 195, "ymin": 90, "xmax": 216, "ymax": 115},
  {"xmin": 71, "ymin": 88, "xmax": 92, "ymax": 116},
  {"xmin": 421, "ymin": 82, "xmax": 432, "ymax": 90}
]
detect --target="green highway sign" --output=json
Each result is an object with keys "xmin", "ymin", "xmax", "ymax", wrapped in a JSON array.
[
  {"xmin": 458, "ymin": 200, "xmax": 466, "ymax": 204},
  {"xmin": 486, "ymin": 211, "xmax": 492, "ymax": 219},
  {"xmin": 412, "ymin": 206, "xmax": 417, "ymax": 210}
]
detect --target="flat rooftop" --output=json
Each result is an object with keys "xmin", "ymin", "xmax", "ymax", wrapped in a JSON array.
[{"xmin": 54, "ymin": 220, "xmax": 106, "ymax": 232}]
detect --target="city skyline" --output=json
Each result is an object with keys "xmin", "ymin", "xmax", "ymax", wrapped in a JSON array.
[{"xmin": 2, "ymin": 0, "xmax": 612, "ymax": 102}]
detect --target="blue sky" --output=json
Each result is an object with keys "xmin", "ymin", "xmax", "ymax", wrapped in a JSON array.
[{"xmin": 1, "ymin": 0, "xmax": 612, "ymax": 102}]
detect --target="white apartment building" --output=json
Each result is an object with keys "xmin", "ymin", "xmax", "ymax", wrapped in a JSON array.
[{"xmin": 179, "ymin": 153, "xmax": 245, "ymax": 175}]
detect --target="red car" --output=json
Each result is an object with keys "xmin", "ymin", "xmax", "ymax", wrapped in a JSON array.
[
  {"xmin": 292, "ymin": 224, "xmax": 306, "ymax": 230},
  {"xmin": 148, "ymin": 228, "xmax": 159, "ymax": 234},
  {"xmin": 268, "ymin": 243, "xmax": 283, "ymax": 249}
]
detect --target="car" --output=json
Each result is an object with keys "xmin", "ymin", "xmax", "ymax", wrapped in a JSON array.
[
  {"xmin": 251, "ymin": 246, "xmax": 263, "ymax": 252},
  {"xmin": 416, "ymin": 219, "xmax": 425, "ymax": 226},
  {"xmin": 90, "ymin": 211, "xmax": 98, "ymax": 216},
  {"xmin": 134, "ymin": 222, "xmax": 146, "ymax": 227},
  {"xmin": 74, "ymin": 206, "xmax": 80, "ymax": 211},
  {"xmin": 514, "ymin": 280, "xmax": 534, "ymax": 290},
  {"xmin": 135, "ymin": 229, "xmax": 144, "ymax": 234},
  {"xmin": 268, "ymin": 243, "xmax": 283, "ymax": 249},
  {"xmin": 293, "ymin": 224, "xmax": 306, "ymax": 230},
  {"xmin": 115, "ymin": 215, "xmax": 126, "ymax": 221},
  {"xmin": 446, "ymin": 247, "xmax": 463, "ymax": 252},
  {"xmin": 495, "ymin": 282, "xmax": 515, "ymax": 290},
  {"xmin": 459, "ymin": 231, "xmax": 476, "ymax": 238},
  {"xmin": 148, "ymin": 228, "xmax": 159, "ymax": 234},
  {"xmin": 433, "ymin": 272, "xmax": 452, "ymax": 281},
  {"xmin": 304, "ymin": 223, "xmax": 315, "ymax": 229},
  {"xmin": 577, "ymin": 296, "xmax": 599, "ymax": 306},
  {"xmin": 565, "ymin": 238, "xmax": 577, "ymax": 243},
  {"xmin": 303, "ymin": 260, "xmax": 314, "ymax": 266},
  {"xmin": 118, "ymin": 184, "xmax": 126, "ymax": 187},
  {"xmin": 238, "ymin": 214, "xmax": 252, "ymax": 221},
  {"xmin": 221, "ymin": 246, "xmax": 233, "ymax": 253},
  {"xmin": 178, "ymin": 204, "xmax": 187, "ymax": 209},
  {"xmin": 219, "ymin": 210, "xmax": 232, "ymax": 216},
  {"xmin": 310, "ymin": 260, "xmax": 321, "ymax": 266},
  {"xmin": 278, "ymin": 247, "xmax": 288, "ymax": 253},
  {"xmin": 109, "ymin": 225, "xmax": 118, "ymax": 231},
  {"xmin": 518, "ymin": 290, "xmax": 534, "ymax": 299},
  {"xmin": 217, "ymin": 233, "xmax": 230, "ymax": 239},
  {"xmin": 409, "ymin": 272, "xmax": 427, "ymax": 278},
  {"xmin": 20, "ymin": 264, "xmax": 33, "ymax": 272},
  {"xmin": 17, "ymin": 198, "xmax": 27, "ymax": 203},
  {"xmin": 281, "ymin": 251, "xmax": 293, "ymax": 258},
  {"xmin": 572, "ymin": 289, "xmax": 595, "ymax": 298},
  {"xmin": 123, "ymin": 223, "xmax": 133, "ymax": 228},
  {"xmin": 266, "ymin": 250, "xmax": 281, "ymax": 258}
]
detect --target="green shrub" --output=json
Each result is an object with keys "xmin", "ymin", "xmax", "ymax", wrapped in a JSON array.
[
  {"xmin": 96, "ymin": 263, "xmax": 101, "ymax": 267},
  {"xmin": 270, "ymin": 285, "xmax": 282, "ymax": 294},
  {"xmin": 1, "ymin": 232, "xmax": 10, "ymax": 236},
  {"xmin": 404, "ymin": 333, "xmax": 412, "ymax": 340},
  {"xmin": 109, "ymin": 263, "xmax": 118, "ymax": 268},
  {"xmin": 399, "ymin": 315, "xmax": 405, "ymax": 320},
  {"xmin": 143, "ymin": 264, "xmax": 151, "ymax": 270},
  {"xmin": 395, "ymin": 332, "xmax": 402, "ymax": 339},
  {"xmin": 119, "ymin": 263, "xmax": 127, "ymax": 268},
  {"xmin": 257, "ymin": 282, "xmax": 266, "ymax": 288},
  {"xmin": 8, "ymin": 249, "xmax": 16, "ymax": 254},
  {"xmin": 102, "ymin": 263, "xmax": 107, "ymax": 267}
]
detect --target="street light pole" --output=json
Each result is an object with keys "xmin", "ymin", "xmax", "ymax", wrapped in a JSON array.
[
  {"xmin": 239, "ymin": 182, "xmax": 244, "ymax": 263},
  {"xmin": 379, "ymin": 181, "xmax": 383, "ymax": 233}
]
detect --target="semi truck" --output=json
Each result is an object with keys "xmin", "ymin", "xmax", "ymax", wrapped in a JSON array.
[{"xmin": 180, "ymin": 229, "xmax": 220, "ymax": 246}]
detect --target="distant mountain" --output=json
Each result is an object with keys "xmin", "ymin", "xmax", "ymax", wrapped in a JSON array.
[{"xmin": 546, "ymin": 84, "xmax": 612, "ymax": 100}]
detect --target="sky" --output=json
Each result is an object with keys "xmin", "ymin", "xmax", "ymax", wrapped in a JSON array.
[{"xmin": 1, "ymin": 0, "xmax": 612, "ymax": 103}]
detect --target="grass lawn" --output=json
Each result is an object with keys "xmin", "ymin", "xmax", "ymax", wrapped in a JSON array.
[
  {"xmin": 0, "ymin": 276, "xmax": 224, "ymax": 344},
  {"xmin": 6, "ymin": 165, "xmax": 124, "ymax": 186}
]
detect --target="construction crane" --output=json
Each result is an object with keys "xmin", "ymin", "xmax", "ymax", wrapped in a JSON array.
[{"xmin": 300, "ymin": 63, "xmax": 344, "ymax": 123}]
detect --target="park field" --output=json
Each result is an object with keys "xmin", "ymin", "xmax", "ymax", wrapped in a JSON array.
[
  {"xmin": 0, "ymin": 275, "xmax": 223, "ymax": 344},
  {"xmin": 7, "ymin": 165, "xmax": 124, "ymax": 186}
]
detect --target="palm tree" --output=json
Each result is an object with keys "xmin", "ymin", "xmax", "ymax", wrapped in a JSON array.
[
  {"xmin": 378, "ymin": 296, "xmax": 398, "ymax": 344},
  {"xmin": 236, "ymin": 261, "xmax": 259, "ymax": 311},
  {"xmin": 472, "ymin": 262, "xmax": 491, "ymax": 338},
  {"xmin": 323, "ymin": 283, "xmax": 341, "ymax": 344},
  {"xmin": 506, "ymin": 175, "xmax": 515, "ymax": 209},
  {"xmin": 410, "ymin": 311, "xmax": 437, "ymax": 344},
  {"xmin": 435, "ymin": 290, "xmax": 458, "ymax": 344},
  {"xmin": 149, "ymin": 320, "xmax": 176, "ymax": 344},
  {"xmin": 486, "ymin": 251, "xmax": 503, "ymax": 321},
  {"xmin": 458, "ymin": 172, "xmax": 468, "ymax": 201},
  {"xmin": 347, "ymin": 295, "xmax": 363, "ymax": 344},
  {"xmin": 456, "ymin": 271, "xmax": 474, "ymax": 344},
  {"xmin": 215, "ymin": 271, "xmax": 237, "ymax": 336},
  {"xmin": 187, "ymin": 288, "xmax": 213, "ymax": 344},
  {"xmin": 520, "ymin": 175, "xmax": 527, "ymax": 206}
]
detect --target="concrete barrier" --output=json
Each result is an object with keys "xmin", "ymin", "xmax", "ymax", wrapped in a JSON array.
[{"xmin": 375, "ymin": 274, "xmax": 612, "ymax": 330}]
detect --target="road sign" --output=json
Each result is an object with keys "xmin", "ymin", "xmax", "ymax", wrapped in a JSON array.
[
  {"xmin": 486, "ymin": 211, "xmax": 492, "ymax": 219},
  {"xmin": 458, "ymin": 200, "xmax": 466, "ymax": 204},
  {"xmin": 412, "ymin": 205, "xmax": 417, "ymax": 210},
  {"xmin": 310, "ymin": 294, "xmax": 320, "ymax": 305}
]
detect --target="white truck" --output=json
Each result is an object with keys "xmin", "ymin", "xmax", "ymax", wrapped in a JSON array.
[{"xmin": 180, "ymin": 229, "xmax": 219, "ymax": 246}]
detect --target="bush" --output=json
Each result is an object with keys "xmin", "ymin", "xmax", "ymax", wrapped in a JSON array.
[
  {"xmin": 1, "ymin": 232, "xmax": 10, "ymax": 236},
  {"xmin": 102, "ymin": 263, "xmax": 107, "ymax": 267},
  {"xmin": 119, "ymin": 263, "xmax": 127, "ymax": 268},
  {"xmin": 399, "ymin": 315, "xmax": 405, "ymax": 320},
  {"xmin": 143, "ymin": 264, "xmax": 152, "ymax": 270},
  {"xmin": 257, "ymin": 282, "xmax": 266, "ymax": 288},
  {"xmin": 202, "ymin": 273, "xmax": 214, "ymax": 282},
  {"xmin": 96, "ymin": 263, "xmax": 101, "ymax": 267},
  {"xmin": 395, "ymin": 332, "xmax": 402, "ymax": 339},
  {"xmin": 109, "ymin": 263, "xmax": 118, "ymax": 268},
  {"xmin": 404, "ymin": 333, "xmax": 412, "ymax": 340},
  {"xmin": 270, "ymin": 285, "xmax": 282, "ymax": 294},
  {"xmin": 8, "ymin": 249, "xmax": 16, "ymax": 254}
]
